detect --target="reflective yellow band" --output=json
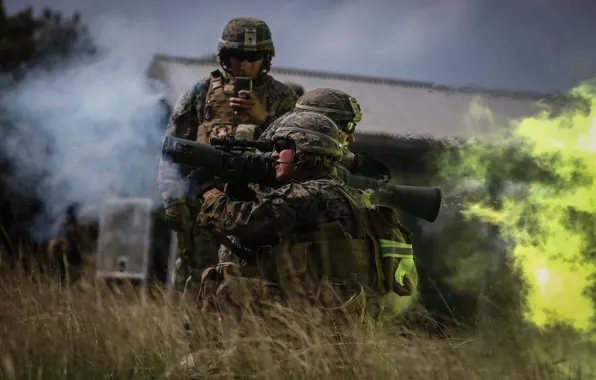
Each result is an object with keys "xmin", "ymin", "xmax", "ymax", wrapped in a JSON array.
[
  {"xmin": 379, "ymin": 239, "xmax": 413, "ymax": 257},
  {"xmin": 378, "ymin": 239, "xmax": 414, "ymax": 287},
  {"xmin": 379, "ymin": 239, "xmax": 412, "ymax": 249}
]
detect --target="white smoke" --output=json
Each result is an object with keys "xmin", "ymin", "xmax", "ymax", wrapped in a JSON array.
[
  {"xmin": 0, "ymin": 1, "xmax": 476, "ymax": 242},
  {"xmin": 0, "ymin": 16, "xmax": 169, "ymax": 240}
]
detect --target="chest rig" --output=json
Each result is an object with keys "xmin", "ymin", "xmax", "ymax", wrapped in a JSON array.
[{"xmin": 197, "ymin": 70, "xmax": 267, "ymax": 144}]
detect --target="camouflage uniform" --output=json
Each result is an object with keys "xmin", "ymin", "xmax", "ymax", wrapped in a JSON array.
[
  {"xmin": 157, "ymin": 17, "xmax": 298, "ymax": 291},
  {"xmin": 284, "ymin": 82, "xmax": 305, "ymax": 97},
  {"xmin": 196, "ymin": 112, "xmax": 417, "ymax": 326}
]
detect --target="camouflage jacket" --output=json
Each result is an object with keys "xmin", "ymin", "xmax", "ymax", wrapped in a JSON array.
[
  {"xmin": 157, "ymin": 71, "xmax": 297, "ymax": 208},
  {"xmin": 196, "ymin": 175, "xmax": 371, "ymax": 252}
]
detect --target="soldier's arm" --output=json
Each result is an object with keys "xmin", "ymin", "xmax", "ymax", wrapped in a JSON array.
[
  {"xmin": 255, "ymin": 84, "xmax": 298, "ymax": 139},
  {"xmin": 270, "ymin": 85, "xmax": 298, "ymax": 118},
  {"xmin": 197, "ymin": 182, "xmax": 317, "ymax": 242},
  {"xmin": 157, "ymin": 81, "xmax": 208, "ymax": 208}
]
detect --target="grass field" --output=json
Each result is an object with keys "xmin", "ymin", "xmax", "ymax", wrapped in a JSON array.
[{"xmin": 0, "ymin": 259, "xmax": 595, "ymax": 380}]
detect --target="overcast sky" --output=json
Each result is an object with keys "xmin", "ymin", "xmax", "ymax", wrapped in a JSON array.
[{"xmin": 5, "ymin": 0, "xmax": 596, "ymax": 93}]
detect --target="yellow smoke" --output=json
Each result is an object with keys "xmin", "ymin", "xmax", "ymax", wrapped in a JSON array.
[{"xmin": 456, "ymin": 82, "xmax": 596, "ymax": 335}]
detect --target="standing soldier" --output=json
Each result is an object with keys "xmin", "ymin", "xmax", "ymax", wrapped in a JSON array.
[{"xmin": 157, "ymin": 16, "xmax": 298, "ymax": 292}]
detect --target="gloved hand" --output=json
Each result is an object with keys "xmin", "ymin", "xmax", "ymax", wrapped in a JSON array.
[{"xmin": 164, "ymin": 200, "xmax": 192, "ymax": 233}]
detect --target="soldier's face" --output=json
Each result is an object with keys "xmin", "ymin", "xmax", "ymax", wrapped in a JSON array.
[
  {"xmin": 272, "ymin": 142, "xmax": 296, "ymax": 182},
  {"xmin": 340, "ymin": 132, "xmax": 356, "ymax": 147},
  {"xmin": 229, "ymin": 56, "xmax": 264, "ymax": 78}
]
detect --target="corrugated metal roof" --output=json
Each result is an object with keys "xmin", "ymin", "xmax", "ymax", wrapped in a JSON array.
[{"xmin": 147, "ymin": 53, "xmax": 575, "ymax": 139}]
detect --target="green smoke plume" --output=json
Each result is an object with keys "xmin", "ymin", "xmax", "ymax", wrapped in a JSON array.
[{"xmin": 440, "ymin": 81, "xmax": 596, "ymax": 336}]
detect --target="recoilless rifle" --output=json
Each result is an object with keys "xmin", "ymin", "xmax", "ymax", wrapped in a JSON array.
[{"xmin": 161, "ymin": 134, "xmax": 443, "ymax": 223}]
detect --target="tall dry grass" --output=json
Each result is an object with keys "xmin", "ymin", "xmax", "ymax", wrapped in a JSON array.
[{"xmin": 0, "ymin": 258, "xmax": 594, "ymax": 380}]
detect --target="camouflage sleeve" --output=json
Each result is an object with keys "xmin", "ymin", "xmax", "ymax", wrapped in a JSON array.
[
  {"xmin": 197, "ymin": 182, "xmax": 320, "ymax": 244},
  {"xmin": 157, "ymin": 80, "xmax": 209, "ymax": 207},
  {"xmin": 255, "ymin": 82, "xmax": 298, "ymax": 139},
  {"xmin": 269, "ymin": 84, "xmax": 298, "ymax": 118}
]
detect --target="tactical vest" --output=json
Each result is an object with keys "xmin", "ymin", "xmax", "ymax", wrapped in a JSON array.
[
  {"xmin": 197, "ymin": 70, "xmax": 266, "ymax": 144},
  {"xmin": 260, "ymin": 182, "xmax": 417, "ymax": 318}
]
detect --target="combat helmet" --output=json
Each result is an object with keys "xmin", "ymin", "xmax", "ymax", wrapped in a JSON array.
[
  {"xmin": 271, "ymin": 111, "xmax": 343, "ymax": 166},
  {"xmin": 294, "ymin": 88, "xmax": 362, "ymax": 134},
  {"xmin": 217, "ymin": 17, "xmax": 275, "ymax": 76}
]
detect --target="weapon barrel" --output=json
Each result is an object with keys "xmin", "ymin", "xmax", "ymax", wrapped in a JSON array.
[
  {"xmin": 210, "ymin": 137, "xmax": 273, "ymax": 152},
  {"xmin": 345, "ymin": 172, "xmax": 442, "ymax": 223},
  {"xmin": 161, "ymin": 134, "xmax": 274, "ymax": 184},
  {"xmin": 377, "ymin": 184, "xmax": 442, "ymax": 223},
  {"xmin": 162, "ymin": 134, "xmax": 229, "ymax": 171},
  {"xmin": 162, "ymin": 135, "xmax": 443, "ymax": 222}
]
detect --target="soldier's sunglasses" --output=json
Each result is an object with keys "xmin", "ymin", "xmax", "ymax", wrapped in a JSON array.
[
  {"xmin": 343, "ymin": 121, "xmax": 356, "ymax": 135},
  {"xmin": 227, "ymin": 51, "xmax": 266, "ymax": 63},
  {"xmin": 273, "ymin": 139, "xmax": 295, "ymax": 152}
]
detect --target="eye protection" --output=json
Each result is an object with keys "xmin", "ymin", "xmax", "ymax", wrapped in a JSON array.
[
  {"xmin": 273, "ymin": 139, "xmax": 295, "ymax": 153},
  {"xmin": 343, "ymin": 121, "xmax": 356, "ymax": 134},
  {"xmin": 226, "ymin": 50, "xmax": 266, "ymax": 63},
  {"xmin": 343, "ymin": 96, "xmax": 361, "ymax": 134}
]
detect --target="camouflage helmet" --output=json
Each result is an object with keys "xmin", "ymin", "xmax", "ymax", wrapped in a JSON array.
[
  {"xmin": 271, "ymin": 111, "xmax": 343, "ymax": 162},
  {"xmin": 217, "ymin": 17, "xmax": 275, "ymax": 74},
  {"xmin": 257, "ymin": 111, "xmax": 293, "ymax": 142},
  {"xmin": 294, "ymin": 88, "xmax": 362, "ymax": 134}
]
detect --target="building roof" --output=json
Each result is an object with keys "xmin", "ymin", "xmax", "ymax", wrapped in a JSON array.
[{"xmin": 147, "ymin": 53, "xmax": 576, "ymax": 141}]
